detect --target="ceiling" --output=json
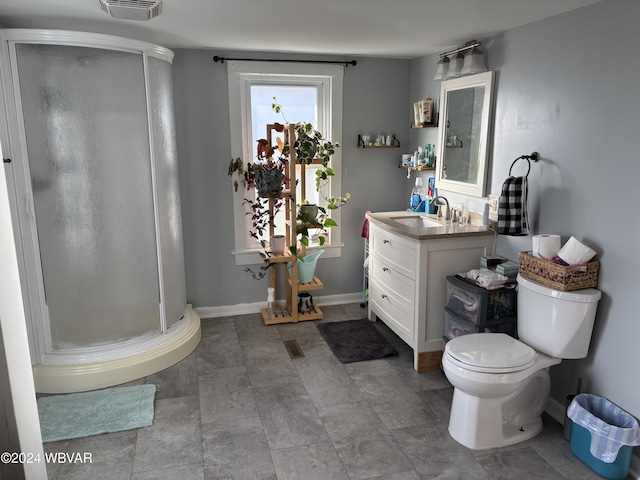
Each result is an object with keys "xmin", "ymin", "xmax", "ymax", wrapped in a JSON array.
[{"xmin": 0, "ymin": 0, "xmax": 602, "ymax": 58}]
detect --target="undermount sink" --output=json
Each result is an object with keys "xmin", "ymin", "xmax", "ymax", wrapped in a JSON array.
[{"xmin": 391, "ymin": 216, "xmax": 445, "ymax": 229}]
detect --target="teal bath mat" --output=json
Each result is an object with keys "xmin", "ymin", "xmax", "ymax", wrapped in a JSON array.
[{"xmin": 38, "ymin": 384, "xmax": 156, "ymax": 443}]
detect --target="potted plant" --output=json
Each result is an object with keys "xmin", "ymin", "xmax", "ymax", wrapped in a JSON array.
[
  {"xmin": 228, "ymin": 98, "xmax": 350, "ymax": 279},
  {"xmin": 227, "ymin": 134, "xmax": 288, "ymax": 279},
  {"xmin": 271, "ymin": 98, "xmax": 350, "ymax": 260}
]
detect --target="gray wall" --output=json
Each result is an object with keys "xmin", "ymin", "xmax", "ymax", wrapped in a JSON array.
[
  {"xmin": 411, "ymin": 0, "xmax": 640, "ymax": 417},
  {"xmin": 172, "ymin": 51, "xmax": 410, "ymax": 307}
]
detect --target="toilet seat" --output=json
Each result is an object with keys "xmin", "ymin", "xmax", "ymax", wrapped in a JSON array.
[{"xmin": 445, "ymin": 333, "xmax": 536, "ymax": 373}]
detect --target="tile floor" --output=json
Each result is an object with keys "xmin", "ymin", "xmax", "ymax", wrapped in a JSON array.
[{"xmin": 43, "ymin": 303, "xmax": 625, "ymax": 479}]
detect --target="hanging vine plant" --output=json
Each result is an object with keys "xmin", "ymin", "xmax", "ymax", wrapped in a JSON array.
[{"xmin": 227, "ymin": 131, "xmax": 289, "ymax": 279}]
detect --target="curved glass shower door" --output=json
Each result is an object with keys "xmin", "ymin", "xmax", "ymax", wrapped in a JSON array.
[{"xmin": 15, "ymin": 44, "xmax": 161, "ymax": 349}]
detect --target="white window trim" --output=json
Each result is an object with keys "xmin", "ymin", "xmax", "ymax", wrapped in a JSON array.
[{"xmin": 227, "ymin": 61, "xmax": 344, "ymax": 265}]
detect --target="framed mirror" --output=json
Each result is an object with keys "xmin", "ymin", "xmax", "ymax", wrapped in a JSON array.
[{"xmin": 436, "ymin": 71, "xmax": 494, "ymax": 197}]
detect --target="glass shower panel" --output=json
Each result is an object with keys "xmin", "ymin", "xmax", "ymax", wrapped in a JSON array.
[
  {"xmin": 147, "ymin": 56, "xmax": 187, "ymax": 328},
  {"xmin": 15, "ymin": 44, "xmax": 161, "ymax": 349}
]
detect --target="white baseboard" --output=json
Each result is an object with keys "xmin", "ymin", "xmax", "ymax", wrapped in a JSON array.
[
  {"xmin": 546, "ymin": 397, "xmax": 639, "ymax": 479},
  {"xmin": 194, "ymin": 291, "xmax": 363, "ymax": 319}
]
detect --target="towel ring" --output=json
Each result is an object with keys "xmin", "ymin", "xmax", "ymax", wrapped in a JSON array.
[{"xmin": 509, "ymin": 152, "xmax": 539, "ymax": 177}]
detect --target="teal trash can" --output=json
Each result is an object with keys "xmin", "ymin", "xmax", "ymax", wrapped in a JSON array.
[{"xmin": 567, "ymin": 394, "xmax": 640, "ymax": 480}]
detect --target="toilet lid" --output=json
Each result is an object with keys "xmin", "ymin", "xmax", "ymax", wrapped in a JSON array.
[{"xmin": 446, "ymin": 333, "xmax": 536, "ymax": 372}]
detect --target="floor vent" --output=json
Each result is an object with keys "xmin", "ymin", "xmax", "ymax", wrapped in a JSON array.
[{"xmin": 283, "ymin": 339, "xmax": 305, "ymax": 359}]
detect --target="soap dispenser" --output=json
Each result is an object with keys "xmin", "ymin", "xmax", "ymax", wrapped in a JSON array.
[{"xmin": 410, "ymin": 177, "xmax": 426, "ymax": 212}]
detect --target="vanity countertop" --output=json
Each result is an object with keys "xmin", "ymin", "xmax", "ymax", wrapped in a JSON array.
[{"xmin": 366, "ymin": 211, "xmax": 494, "ymax": 241}]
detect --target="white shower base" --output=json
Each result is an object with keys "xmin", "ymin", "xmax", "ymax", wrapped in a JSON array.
[{"xmin": 32, "ymin": 305, "xmax": 201, "ymax": 393}]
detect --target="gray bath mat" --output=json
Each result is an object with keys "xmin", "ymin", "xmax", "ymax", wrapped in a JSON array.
[{"xmin": 316, "ymin": 319, "xmax": 398, "ymax": 363}]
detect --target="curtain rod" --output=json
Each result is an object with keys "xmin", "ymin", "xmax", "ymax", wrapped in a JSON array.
[
  {"xmin": 213, "ymin": 55, "xmax": 357, "ymax": 67},
  {"xmin": 439, "ymin": 40, "xmax": 480, "ymax": 58}
]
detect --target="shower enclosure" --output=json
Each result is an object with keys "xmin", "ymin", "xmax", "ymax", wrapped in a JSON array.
[{"xmin": 0, "ymin": 29, "xmax": 200, "ymax": 393}]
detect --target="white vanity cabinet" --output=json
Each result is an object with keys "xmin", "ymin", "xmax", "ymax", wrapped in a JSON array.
[{"xmin": 367, "ymin": 217, "xmax": 494, "ymax": 372}]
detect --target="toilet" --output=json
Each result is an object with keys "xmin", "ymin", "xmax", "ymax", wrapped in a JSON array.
[{"xmin": 442, "ymin": 273, "xmax": 602, "ymax": 450}]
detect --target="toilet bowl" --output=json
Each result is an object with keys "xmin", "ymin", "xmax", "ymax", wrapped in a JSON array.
[
  {"xmin": 442, "ymin": 274, "xmax": 601, "ymax": 450},
  {"xmin": 443, "ymin": 333, "xmax": 560, "ymax": 449}
]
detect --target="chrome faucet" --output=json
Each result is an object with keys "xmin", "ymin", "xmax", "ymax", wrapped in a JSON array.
[{"xmin": 430, "ymin": 196, "xmax": 450, "ymax": 221}]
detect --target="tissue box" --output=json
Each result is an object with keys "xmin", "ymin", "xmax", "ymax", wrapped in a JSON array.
[
  {"xmin": 518, "ymin": 252, "xmax": 598, "ymax": 291},
  {"xmin": 480, "ymin": 255, "xmax": 508, "ymax": 269},
  {"xmin": 496, "ymin": 260, "xmax": 519, "ymax": 275}
]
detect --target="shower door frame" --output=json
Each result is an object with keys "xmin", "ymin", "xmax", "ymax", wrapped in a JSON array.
[{"xmin": 0, "ymin": 29, "xmax": 181, "ymax": 366}]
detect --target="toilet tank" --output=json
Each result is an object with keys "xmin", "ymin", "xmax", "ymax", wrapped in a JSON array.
[{"xmin": 517, "ymin": 274, "xmax": 602, "ymax": 359}]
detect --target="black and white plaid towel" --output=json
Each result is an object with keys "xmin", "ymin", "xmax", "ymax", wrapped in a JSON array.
[{"xmin": 497, "ymin": 176, "xmax": 529, "ymax": 235}]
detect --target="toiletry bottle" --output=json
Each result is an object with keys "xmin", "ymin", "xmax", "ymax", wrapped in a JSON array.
[
  {"xmin": 267, "ymin": 287, "xmax": 275, "ymax": 319},
  {"xmin": 458, "ymin": 203, "xmax": 468, "ymax": 226},
  {"xmin": 482, "ymin": 203, "xmax": 490, "ymax": 228},
  {"xmin": 410, "ymin": 177, "xmax": 426, "ymax": 212}
]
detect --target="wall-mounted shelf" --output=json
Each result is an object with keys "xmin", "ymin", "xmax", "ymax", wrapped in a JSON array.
[
  {"xmin": 399, "ymin": 164, "xmax": 435, "ymax": 171},
  {"xmin": 411, "ymin": 123, "xmax": 437, "ymax": 129},
  {"xmin": 359, "ymin": 145, "xmax": 400, "ymax": 149},
  {"xmin": 358, "ymin": 134, "xmax": 400, "ymax": 148}
]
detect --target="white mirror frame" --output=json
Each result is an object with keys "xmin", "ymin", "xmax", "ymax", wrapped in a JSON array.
[{"xmin": 436, "ymin": 71, "xmax": 494, "ymax": 197}]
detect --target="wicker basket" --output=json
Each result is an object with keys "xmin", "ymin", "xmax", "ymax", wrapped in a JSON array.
[{"xmin": 518, "ymin": 251, "xmax": 598, "ymax": 291}]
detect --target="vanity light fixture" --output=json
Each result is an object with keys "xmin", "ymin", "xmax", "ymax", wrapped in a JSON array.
[
  {"xmin": 434, "ymin": 56, "xmax": 450, "ymax": 81},
  {"xmin": 446, "ymin": 52, "xmax": 465, "ymax": 79},
  {"xmin": 434, "ymin": 40, "xmax": 486, "ymax": 80},
  {"xmin": 461, "ymin": 47, "xmax": 487, "ymax": 75}
]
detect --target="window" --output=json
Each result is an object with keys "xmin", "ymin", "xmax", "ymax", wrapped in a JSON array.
[{"xmin": 227, "ymin": 61, "xmax": 344, "ymax": 265}]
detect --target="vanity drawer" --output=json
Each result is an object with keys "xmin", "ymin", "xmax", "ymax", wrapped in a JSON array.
[
  {"xmin": 370, "ymin": 226, "xmax": 417, "ymax": 279},
  {"xmin": 370, "ymin": 278, "xmax": 414, "ymax": 340},
  {"xmin": 370, "ymin": 256, "xmax": 415, "ymax": 305}
]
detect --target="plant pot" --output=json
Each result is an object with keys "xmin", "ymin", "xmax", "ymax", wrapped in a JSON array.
[
  {"xmin": 270, "ymin": 235, "xmax": 286, "ymax": 254},
  {"xmin": 295, "ymin": 134, "xmax": 319, "ymax": 164},
  {"xmin": 298, "ymin": 292, "xmax": 314, "ymax": 312},
  {"xmin": 255, "ymin": 166, "xmax": 284, "ymax": 198},
  {"xmin": 299, "ymin": 204, "xmax": 318, "ymax": 223},
  {"xmin": 288, "ymin": 249, "xmax": 324, "ymax": 284}
]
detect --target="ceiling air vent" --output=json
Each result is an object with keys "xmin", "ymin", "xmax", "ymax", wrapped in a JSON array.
[{"xmin": 98, "ymin": 0, "xmax": 162, "ymax": 21}]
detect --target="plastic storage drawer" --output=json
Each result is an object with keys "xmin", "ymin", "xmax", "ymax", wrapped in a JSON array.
[
  {"xmin": 444, "ymin": 307, "xmax": 517, "ymax": 340},
  {"xmin": 446, "ymin": 275, "xmax": 517, "ymax": 325}
]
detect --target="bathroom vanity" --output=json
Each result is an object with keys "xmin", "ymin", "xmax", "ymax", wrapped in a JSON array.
[{"xmin": 366, "ymin": 211, "xmax": 494, "ymax": 371}]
